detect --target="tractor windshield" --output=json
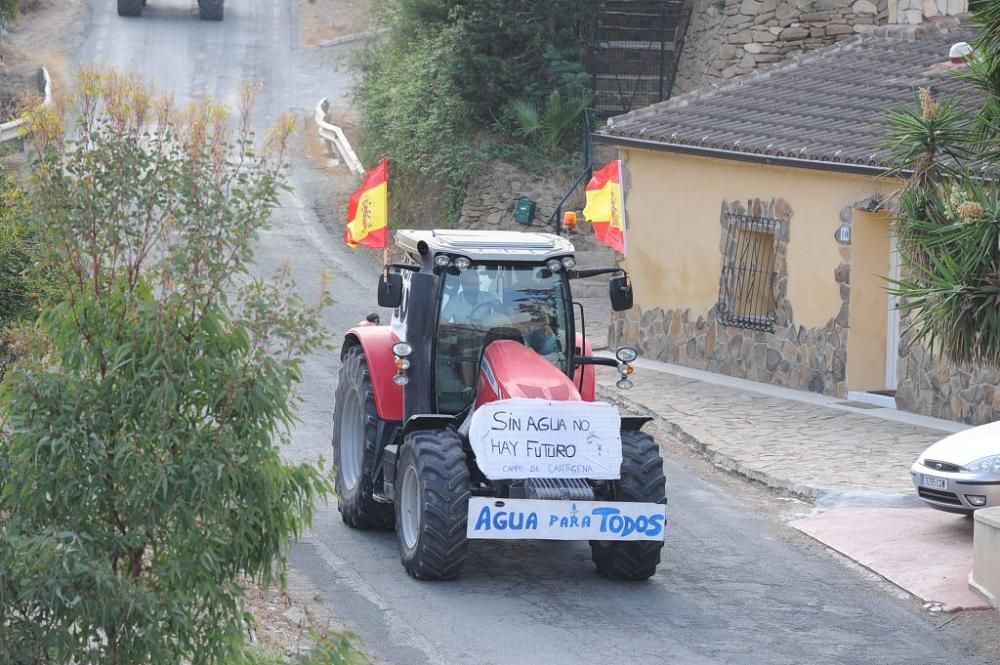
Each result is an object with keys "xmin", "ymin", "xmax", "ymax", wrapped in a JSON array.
[{"xmin": 435, "ymin": 264, "xmax": 569, "ymax": 414}]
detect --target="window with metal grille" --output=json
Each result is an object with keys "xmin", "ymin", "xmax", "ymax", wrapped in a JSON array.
[{"xmin": 718, "ymin": 213, "xmax": 780, "ymax": 332}]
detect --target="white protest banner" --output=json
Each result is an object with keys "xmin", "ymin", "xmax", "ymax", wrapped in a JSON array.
[
  {"xmin": 468, "ymin": 399, "xmax": 622, "ymax": 480},
  {"xmin": 467, "ymin": 498, "xmax": 666, "ymax": 541}
]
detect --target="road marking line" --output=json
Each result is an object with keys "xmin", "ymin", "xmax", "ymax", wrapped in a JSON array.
[{"xmin": 307, "ymin": 536, "xmax": 458, "ymax": 665}]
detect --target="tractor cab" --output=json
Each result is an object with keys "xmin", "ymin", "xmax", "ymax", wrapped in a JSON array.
[
  {"xmin": 335, "ymin": 229, "xmax": 665, "ymax": 582},
  {"xmin": 378, "ymin": 230, "xmax": 632, "ymax": 417}
]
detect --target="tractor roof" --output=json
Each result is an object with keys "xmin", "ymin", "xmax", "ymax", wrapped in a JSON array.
[{"xmin": 395, "ymin": 229, "xmax": 575, "ymax": 263}]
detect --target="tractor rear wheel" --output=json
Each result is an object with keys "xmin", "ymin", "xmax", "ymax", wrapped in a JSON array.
[
  {"xmin": 198, "ymin": 0, "xmax": 224, "ymax": 20},
  {"xmin": 332, "ymin": 346, "xmax": 395, "ymax": 530},
  {"xmin": 117, "ymin": 0, "xmax": 144, "ymax": 17},
  {"xmin": 590, "ymin": 430, "xmax": 666, "ymax": 580},
  {"xmin": 395, "ymin": 429, "xmax": 470, "ymax": 580}
]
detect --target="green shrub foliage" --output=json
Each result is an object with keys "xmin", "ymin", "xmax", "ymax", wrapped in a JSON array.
[
  {"xmin": 0, "ymin": 166, "xmax": 58, "ymax": 378},
  {"xmin": 353, "ymin": 0, "xmax": 599, "ymax": 225},
  {"xmin": 0, "ymin": 71, "xmax": 331, "ymax": 664},
  {"xmin": 885, "ymin": 3, "xmax": 1000, "ymax": 367}
]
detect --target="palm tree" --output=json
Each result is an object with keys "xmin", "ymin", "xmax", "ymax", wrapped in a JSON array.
[{"xmin": 886, "ymin": 2, "xmax": 1000, "ymax": 367}]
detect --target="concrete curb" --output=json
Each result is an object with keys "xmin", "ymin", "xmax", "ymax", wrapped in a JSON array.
[
  {"xmin": 0, "ymin": 66, "xmax": 52, "ymax": 144},
  {"xmin": 597, "ymin": 384, "xmax": 821, "ymax": 501}
]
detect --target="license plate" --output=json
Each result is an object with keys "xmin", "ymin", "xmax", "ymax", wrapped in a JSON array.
[
  {"xmin": 466, "ymin": 497, "xmax": 666, "ymax": 541},
  {"xmin": 921, "ymin": 474, "xmax": 948, "ymax": 490}
]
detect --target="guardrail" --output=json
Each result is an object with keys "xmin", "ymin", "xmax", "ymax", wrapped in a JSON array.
[
  {"xmin": 0, "ymin": 67, "xmax": 52, "ymax": 144},
  {"xmin": 315, "ymin": 98, "xmax": 364, "ymax": 176}
]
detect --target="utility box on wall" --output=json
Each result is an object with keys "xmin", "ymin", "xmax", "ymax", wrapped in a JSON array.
[{"xmin": 514, "ymin": 197, "xmax": 536, "ymax": 225}]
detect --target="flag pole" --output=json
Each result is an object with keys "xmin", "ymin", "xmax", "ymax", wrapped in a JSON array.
[
  {"xmin": 383, "ymin": 158, "xmax": 390, "ymax": 271},
  {"xmin": 617, "ymin": 154, "xmax": 629, "ymax": 259}
]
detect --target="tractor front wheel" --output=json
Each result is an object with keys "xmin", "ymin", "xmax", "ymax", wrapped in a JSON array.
[
  {"xmin": 590, "ymin": 430, "xmax": 666, "ymax": 580},
  {"xmin": 117, "ymin": 0, "xmax": 144, "ymax": 17},
  {"xmin": 396, "ymin": 429, "xmax": 470, "ymax": 580},
  {"xmin": 332, "ymin": 346, "xmax": 395, "ymax": 530}
]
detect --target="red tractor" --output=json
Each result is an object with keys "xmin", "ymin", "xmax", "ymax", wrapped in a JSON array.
[{"xmin": 332, "ymin": 230, "xmax": 666, "ymax": 580}]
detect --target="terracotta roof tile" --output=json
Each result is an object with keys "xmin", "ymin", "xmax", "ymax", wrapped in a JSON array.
[{"xmin": 596, "ymin": 18, "xmax": 981, "ymax": 171}]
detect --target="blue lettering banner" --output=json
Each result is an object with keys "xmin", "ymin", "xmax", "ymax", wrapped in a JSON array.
[{"xmin": 466, "ymin": 498, "xmax": 666, "ymax": 541}]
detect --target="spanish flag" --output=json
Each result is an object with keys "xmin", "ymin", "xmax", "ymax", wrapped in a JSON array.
[
  {"xmin": 344, "ymin": 159, "xmax": 389, "ymax": 248},
  {"xmin": 582, "ymin": 159, "xmax": 627, "ymax": 255}
]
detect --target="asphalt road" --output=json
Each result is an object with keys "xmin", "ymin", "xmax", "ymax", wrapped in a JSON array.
[{"xmin": 72, "ymin": 2, "xmax": 993, "ymax": 664}]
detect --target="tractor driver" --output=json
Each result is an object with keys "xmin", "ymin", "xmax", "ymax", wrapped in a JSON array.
[{"xmin": 441, "ymin": 268, "xmax": 499, "ymax": 324}]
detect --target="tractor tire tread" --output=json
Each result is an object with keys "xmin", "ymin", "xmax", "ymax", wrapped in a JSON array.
[
  {"xmin": 397, "ymin": 429, "xmax": 470, "ymax": 580},
  {"xmin": 590, "ymin": 430, "xmax": 666, "ymax": 581},
  {"xmin": 332, "ymin": 346, "xmax": 395, "ymax": 530}
]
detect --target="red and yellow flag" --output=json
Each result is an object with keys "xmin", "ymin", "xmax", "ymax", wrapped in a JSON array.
[
  {"xmin": 344, "ymin": 159, "xmax": 389, "ymax": 248},
  {"xmin": 582, "ymin": 159, "xmax": 627, "ymax": 255}
]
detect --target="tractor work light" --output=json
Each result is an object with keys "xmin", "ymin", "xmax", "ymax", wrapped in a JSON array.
[
  {"xmin": 546, "ymin": 258, "xmax": 562, "ymax": 273},
  {"xmin": 616, "ymin": 378, "xmax": 634, "ymax": 391},
  {"xmin": 453, "ymin": 256, "xmax": 471, "ymax": 270},
  {"xmin": 434, "ymin": 255, "xmax": 452, "ymax": 269},
  {"xmin": 561, "ymin": 256, "xmax": 577, "ymax": 270},
  {"xmin": 392, "ymin": 342, "xmax": 413, "ymax": 358},
  {"xmin": 392, "ymin": 374, "xmax": 409, "ymax": 386},
  {"xmin": 615, "ymin": 346, "xmax": 638, "ymax": 363}
]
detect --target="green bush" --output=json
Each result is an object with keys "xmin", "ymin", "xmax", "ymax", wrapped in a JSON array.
[
  {"xmin": 0, "ymin": 165, "xmax": 58, "ymax": 379},
  {"xmin": 353, "ymin": 25, "xmax": 475, "ymax": 224},
  {"xmin": 0, "ymin": 70, "xmax": 331, "ymax": 664},
  {"xmin": 353, "ymin": 0, "xmax": 600, "ymax": 226},
  {"xmin": 0, "ymin": 0, "xmax": 19, "ymax": 22},
  {"xmin": 885, "ymin": 2, "xmax": 1000, "ymax": 367}
]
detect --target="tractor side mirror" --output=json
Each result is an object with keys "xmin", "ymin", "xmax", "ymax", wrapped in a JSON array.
[
  {"xmin": 609, "ymin": 273, "xmax": 633, "ymax": 312},
  {"xmin": 377, "ymin": 272, "xmax": 404, "ymax": 309}
]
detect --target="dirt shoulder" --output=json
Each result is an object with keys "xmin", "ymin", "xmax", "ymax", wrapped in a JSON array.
[
  {"xmin": 299, "ymin": 0, "xmax": 373, "ymax": 48},
  {"xmin": 1, "ymin": 0, "xmax": 88, "ymax": 107}
]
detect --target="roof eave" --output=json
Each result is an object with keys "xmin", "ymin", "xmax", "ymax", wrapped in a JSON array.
[{"xmin": 593, "ymin": 132, "xmax": 894, "ymax": 178}]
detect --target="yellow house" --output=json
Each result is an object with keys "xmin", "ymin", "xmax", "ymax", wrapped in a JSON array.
[{"xmin": 596, "ymin": 17, "xmax": 1000, "ymax": 424}]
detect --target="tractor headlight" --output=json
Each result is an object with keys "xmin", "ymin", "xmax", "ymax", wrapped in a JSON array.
[
  {"xmin": 453, "ymin": 256, "xmax": 471, "ymax": 270},
  {"xmin": 561, "ymin": 256, "xmax": 577, "ymax": 270},
  {"xmin": 546, "ymin": 259, "xmax": 562, "ymax": 273},
  {"xmin": 615, "ymin": 346, "xmax": 638, "ymax": 363},
  {"xmin": 616, "ymin": 379, "xmax": 633, "ymax": 390},
  {"xmin": 433, "ymin": 255, "xmax": 452, "ymax": 269},
  {"xmin": 392, "ymin": 374, "xmax": 409, "ymax": 386},
  {"xmin": 392, "ymin": 342, "xmax": 413, "ymax": 358}
]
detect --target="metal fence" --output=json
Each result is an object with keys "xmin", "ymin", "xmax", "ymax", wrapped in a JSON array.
[
  {"xmin": 589, "ymin": 1, "xmax": 691, "ymax": 117},
  {"xmin": 717, "ymin": 213, "xmax": 780, "ymax": 333}
]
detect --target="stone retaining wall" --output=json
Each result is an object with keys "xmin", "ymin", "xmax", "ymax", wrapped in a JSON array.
[
  {"xmin": 673, "ymin": 0, "xmax": 968, "ymax": 97},
  {"xmin": 895, "ymin": 323, "xmax": 1000, "ymax": 425},
  {"xmin": 609, "ymin": 197, "xmax": 851, "ymax": 396},
  {"xmin": 458, "ymin": 160, "xmax": 584, "ymax": 233},
  {"xmin": 674, "ymin": 0, "xmax": 890, "ymax": 95}
]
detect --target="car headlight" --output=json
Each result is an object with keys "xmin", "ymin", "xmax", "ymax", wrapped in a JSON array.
[{"xmin": 963, "ymin": 455, "xmax": 1000, "ymax": 474}]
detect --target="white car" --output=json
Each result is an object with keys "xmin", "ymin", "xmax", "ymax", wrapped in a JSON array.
[{"xmin": 911, "ymin": 421, "xmax": 1000, "ymax": 515}]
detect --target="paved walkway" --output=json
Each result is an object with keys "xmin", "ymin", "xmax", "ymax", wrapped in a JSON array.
[{"xmin": 594, "ymin": 356, "xmax": 968, "ymax": 501}]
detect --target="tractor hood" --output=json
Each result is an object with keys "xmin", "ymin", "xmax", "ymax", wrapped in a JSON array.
[{"xmin": 475, "ymin": 340, "xmax": 581, "ymax": 407}]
